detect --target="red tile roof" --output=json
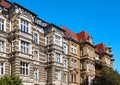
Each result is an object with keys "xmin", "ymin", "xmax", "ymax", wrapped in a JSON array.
[
  {"xmin": 61, "ymin": 26, "xmax": 78, "ymax": 41},
  {"xmin": 96, "ymin": 43, "xmax": 106, "ymax": 53},
  {"xmin": 0, "ymin": 0, "xmax": 11, "ymax": 8},
  {"xmin": 76, "ymin": 31, "xmax": 89, "ymax": 42}
]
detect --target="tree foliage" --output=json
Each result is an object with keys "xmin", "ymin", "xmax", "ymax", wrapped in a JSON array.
[
  {"xmin": 94, "ymin": 66, "xmax": 120, "ymax": 85},
  {"xmin": 0, "ymin": 75, "xmax": 23, "ymax": 85}
]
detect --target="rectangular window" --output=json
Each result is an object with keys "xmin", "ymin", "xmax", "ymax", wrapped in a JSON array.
[
  {"xmin": 20, "ymin": 62, "xmax": 29, "ymax": 75},
  {"xmin": 21, "ymin": 19, "xmax": 29, "ymax": 33},
  {"xmin": 71, "ymin": 74, "xmax": 76, "ymax": 82},
  {"xmin": 0, "ymin": 62, "xmax": 4, "ymax": 75},
  {"xmin": 71, "ymin": 46, "xmax": 77, "ymax": 54},
  {"xmin": 34, "ymin": 68, "xmax": 38, "ymax": 80},
  {"xmin": 34, "ymin": 33, "xmax": 38, "ymax": 44},
  {"xmin": 0, "ymin": 18, "xmax": 4, "ymax": 31},
  {"xmin": 0, "ymin": 40, "xmax": 4, "ymax": 52},
  {"xmin": 55, "ymin": 69, "xmax": 61, "ymax": 80},
  {"xmin": 100, "ymin": 48, "xmax": 103, "ymax": 53},
  {"xmin": 34, "ymin": 51, "xmax": 39, "ymax": 60},
  {"xmin": 81, "ymin": 62, "xmax": 85, "ymax": 70},
  {"xmin": 55, "ymin": 52, "xmax": 61, "ymax": 63},
  {"xmin": 71, "ymin": 59, "xmax": 76, "ymax": 68},
  {"xmin": 55, "ymin": 35, "xmax": 61, "ymax": 46},
  {"xmin": 81, "ymin": 77, "xmax": 84, "ymax": 83},
  {"xmin": 63, "ymin": 74, "xmax": 67, "ymax": 83},
  {"xmin": 45, "ymin": 71, "xmax": 48, "ymax": 80},
  {"xmin": 45, "ymin": 37, "xmax": 49, "ymax": 45},
  {"xmin": 21, "ymin": 41, "xmax": 29, "ymax": 54},
  {"xmin": 63, "ymin": 60, "xmax": 67, "ymax": 68},
  {"xmin": 63, "ymin": 44, "xmax": 68, "ymax": 54}
]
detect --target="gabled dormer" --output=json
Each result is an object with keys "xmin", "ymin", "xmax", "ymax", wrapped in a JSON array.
[
  {"xmin": 76, "ymin": 31, "xmax": 88, "ymax": 43},
  {"xmin": 96, "ymin": 43, "xmax": 106, "ymax": 53}
]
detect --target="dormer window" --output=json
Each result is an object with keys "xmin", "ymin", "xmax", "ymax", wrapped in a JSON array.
[{"xmin": 100, "ymin": 48, "xmax": 103, "ymax": 53}]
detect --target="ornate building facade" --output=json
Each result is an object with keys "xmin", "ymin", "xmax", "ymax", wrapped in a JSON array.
[{"xmin": 0, "ymin": 0, "xmax": 114, "ymax": 85}]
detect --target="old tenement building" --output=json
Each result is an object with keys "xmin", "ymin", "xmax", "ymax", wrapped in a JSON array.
[{"xmin": 0, "ymin": 0, "xmax": 114, "ymax": 85}]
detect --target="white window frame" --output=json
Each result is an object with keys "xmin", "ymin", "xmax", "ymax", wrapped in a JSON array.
[
  {"xmin": 71, "ymin": 59, "xmax": 76, "ymax": 68},
  {"xmin": 54, "ymin": 35, "xmax": 62, "ymax": 46},
  {"xmin": 55, "ymin": 52, "xmax": 61, "ymax": 63},
  {"xmin": 0, "ymin": 40, "xmax": 4, "ymax": 52},
  {"xmin": 71, "ymin": 74, "xmax": 76, "ymax": 82},
  {"xmin": 55, "ymin": 69, "xmax": 61, "ymax": 80},
  {"xmin": 21, "ymin": 19, "xmax": 29, "ymax": 33},
  {"xmin": 0, "ymin": 62, "xmax": 4, "ymax": 75},
  {"xmin": 71, "ymin": 46, "xmax": 77, "ymax": 54},
  {"xmin": 81, "ymin": 62, "xmax": 85, "ymax": 70},
  {"xmin": 0, "ymin": 18, "xmax": 4, "ymax": 31},
  {"xmin": 63, "ymin": 60, "xmax": 67, "ymax": 68},
  {"xmin": 33, "ymin": 50, "xmax": 39, "ymax": 61},
  {"xmin": 45, "ymin": 36, "xmax": 49, "ymax": 45},
  {"xmin": 21, "ymin": 41, "xmax": 29, "ymax": 54},
  {"xmin": 20, "ymin": 62, "xmax": 29, "ymax": 75},
  {"xmin": 34, "ymin": 68, "xmax": 39, "ymax": 80},
  {"xmin": 0, "ymin": 16, "xmax": 6, "ymax": 31},
  {"xmin": 63, "ymin": 44, "xmax": 68, "ymax": 54},
  {"xmin": 33, "ymin": 32, "xmax": 39, "ymax": 44},
  {"xmin": 63, "ymin": 74, "xmax": 67, "ymax": 83}
]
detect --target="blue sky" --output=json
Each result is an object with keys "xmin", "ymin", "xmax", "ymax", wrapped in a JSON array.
[{"xmin": 10, "ymin": 0, "xmax": 120, "ymax": 71}]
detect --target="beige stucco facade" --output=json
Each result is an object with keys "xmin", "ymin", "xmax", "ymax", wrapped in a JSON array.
[{"xmin": 0, "ymin": 0, "xmax": 114, "ymax": 85}]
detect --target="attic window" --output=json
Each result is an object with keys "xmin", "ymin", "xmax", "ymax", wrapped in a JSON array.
[
  {"xmin": 80, "ymin": 36, "xmax": 84, "ymax": 42},
  {"xmin": 100, "ymin": 48, "xmax": 103, "ymax": 53}
]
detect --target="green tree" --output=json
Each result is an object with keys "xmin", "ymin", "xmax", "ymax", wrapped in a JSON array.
[
  {"xmin": 94, "ymin": 66, "xmax": 120, "ymax": 85},
  {"xmin": 0, "ymin": 75, "xmax": 23, "ymax": 85}
]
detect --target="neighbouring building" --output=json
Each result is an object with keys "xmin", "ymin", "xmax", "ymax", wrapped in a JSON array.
[{"xmin": 0, "ymin": 0, "xmax": 114, "ymax": 85}]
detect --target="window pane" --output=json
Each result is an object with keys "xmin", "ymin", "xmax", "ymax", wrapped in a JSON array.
[
  {"xmin": 21, "ymin": 20, "xmax": 29, "ymax": 33},
  {"xmin": 0, "ymin": 18, "xmax": 4, "ymax": 31}
]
